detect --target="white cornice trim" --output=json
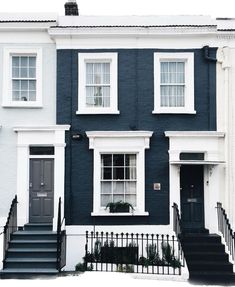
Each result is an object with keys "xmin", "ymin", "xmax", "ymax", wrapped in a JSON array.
[
  {"xmin": 13, "ymin": 125, "xmax": 70, "ymax": 132},
  {"xmin": 165, "ymin": 131, "xmax": 225, "ymax": 138},
  {"xmin": 49, "ymin": 26, "xmax": 217, "ymax": 38},
  {"xmin": 86, "ymin": 131, "xmax": 153, "ymax": 138}
]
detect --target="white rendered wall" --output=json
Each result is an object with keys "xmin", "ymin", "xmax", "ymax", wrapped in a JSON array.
[{"xmin": 0, "ymin": 37, "xmax": 56, "ymax": 225}]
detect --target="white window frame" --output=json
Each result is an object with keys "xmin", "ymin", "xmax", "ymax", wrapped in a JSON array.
[
  {"xmin": 86, "ymin": 131, "xmax": 153, "ymax": 216},
  {"xmin": 153, "ymin": 52, "xmax": 195, "ymax": 114},
  {"xmin": 77, "ymin": 53, "xmax": 119, "ymax": 115},
  {"xmin": 2, "ymin": 47, "xmax": 42, "ymax": 108}
]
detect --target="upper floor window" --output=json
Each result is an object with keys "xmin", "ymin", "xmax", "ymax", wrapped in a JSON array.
[
  {"xmin": 77, "ymin": 53, "xmax": 119, "ymax": 114},
  {"xmin": 12, "ymin": 56, "xmax": 36, "ymax": 102},
  {"xmin": 2, "ymin": 47, "xmax": 42, "ymax": 108},
  {"xmin": 153, "ymin": 52, "xmax": 195, "ymax": 114}
]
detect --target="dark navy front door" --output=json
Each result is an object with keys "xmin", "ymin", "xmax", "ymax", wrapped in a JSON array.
[{"xmin": 180, "ymin": 165, "xmax": 204, "ymax": 231}]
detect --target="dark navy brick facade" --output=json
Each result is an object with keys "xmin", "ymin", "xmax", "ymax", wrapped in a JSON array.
[{"xmin": 57, "ymin": 48, "xmax": 217, "ymax": 225}]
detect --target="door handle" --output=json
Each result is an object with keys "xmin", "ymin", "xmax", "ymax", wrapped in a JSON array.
[{"xmin": 40, "ymin": 182, "xmax": 45, "ymax": 186}]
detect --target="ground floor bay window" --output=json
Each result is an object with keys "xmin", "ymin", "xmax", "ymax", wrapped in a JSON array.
[{"xmin": 86, "ymin": 131, "xmax": 153, "ymax": 216}]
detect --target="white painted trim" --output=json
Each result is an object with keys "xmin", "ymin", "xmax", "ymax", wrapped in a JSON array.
[
  {"xmin": 153, "ymin": 52, "xmax": 194, "ymax": 114},
  {"xmin": 2, "ymin": 47, "xmax": 43, "ymax": 108},
  {"xmin": 167, "ymin": 132, "xmax": 225, "ymax": 233},
  {"xmin": 86, "ymin": 131, "xmax": 153, "ymax": 216},
  {"xmin": 13, "ymin": 125, "xmax": 70, "ymax": 132},
  {"xmin": 14, "ymin": 126, "xmax": 69, "ymax": 230},
  {"xmin": 77, "ymin": 52, "xmax": 119, "ymax": 114},
  {"xmin": 165, "ymin": 131, "xmax": 225, "ymax": 137},
  {"xmin": 91, "ymin": 212, "xmax": 149, "ymax": 216}
]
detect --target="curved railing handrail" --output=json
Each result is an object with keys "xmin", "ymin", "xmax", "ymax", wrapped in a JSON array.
[
  {"xmin": 216, "ymin": 202, "xmax": 235, "ymax": 260},
  {"xmin": 56, "ymin": 197, "xmax": 66, "ymax": 271},
  {"xmin": 172, "ymin": 203, "xmax": 182, "ymax": 239},
  {"xmin": 2, "ymin": 195, "xmax": 18, "ymax": 261}
]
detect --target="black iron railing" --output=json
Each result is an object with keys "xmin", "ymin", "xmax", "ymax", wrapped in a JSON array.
[
  {"xmin": 172, "ymin": 203, "xmax": 182, "ymax": 239},
  {"xmin": 1, "ymin": 196, "xmax": 18, "ymax": 261},
  {"xmin": 85, "ymin": 231, "xmax": 184, "ymax": 275},
  {"xmin": 216, "ymin": 202, "xmax": 235, "ymax": 260},
  {"xmin": 56, "ymin": 197, "xmax": 66, "ymax": 271}
]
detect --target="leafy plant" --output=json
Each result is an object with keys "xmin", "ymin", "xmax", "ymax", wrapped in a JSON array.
[
  {"xmin": 117, "ymin": 264, "xmax": 134, "ymax": 273},
  {"xmin": 161, "ymin": 242, "xmax": 181, "ymax": 268},
  {"xmin": 105, "ymin": 201, "xmax": 134, "ymax": 213}
]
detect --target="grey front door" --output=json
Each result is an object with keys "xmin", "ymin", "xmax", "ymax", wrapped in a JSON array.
[{"xmin": 29, "ymin": 159, "xmax": 54, "ymax": 223}]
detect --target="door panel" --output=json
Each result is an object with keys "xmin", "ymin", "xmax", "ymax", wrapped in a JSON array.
[
  {"xmin": 29, "ymin": 159, "xmax": 54, "ymax": 223},
  {"xmin": 180, "ymin": 165, "xmax": 204, "ymax": 231}
]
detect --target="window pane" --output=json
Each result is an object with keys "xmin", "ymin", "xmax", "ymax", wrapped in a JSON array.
[
  {"xmin": 125, "ymin": 167, "xmax": 136, "ymax": 180},
  {"xmin": 12, "ymin": 80, "xmax": 20, "ymax": 90},
  {"xmin": 113, "ymin": 154, "xmax": 124, "ymax": 166},
  {"xmin": 20, "ymin": 56, "xmax": 28, "ymax": 67},
  {"xmin": 12, "ymin": 67, "xmax": 19, "ymax": 78},
  {"xmin": 125, "ymin": 195, "xmax": 136, "ymax": 206},
  {"xmin": 113, "ymin": 181, "xmax": 124, "ymax": 194},
  {"xmin": 28, "ymin": 91, "xmax": 36, "ymax": 101},
  {"xmin": 29, "ymin": 57, "xmax": 36, "ymax": 67},
  {"xmin": 12, "ymin": 91, "xmax": 20, "ymax": 101},
  {"xmin": 20, "ymin": 91, "xmax": 28, "ymax": 101},
  {"xmin": 125, "ymin": 154, "xmax": 136, "ymax": 166},
  {"xmin": 29, "ymin": 67, "xmax": 36, "ymax": 78},
  {"xmin": 86, "ymin": 63, "xmax": 93, "ymax": 84},
  {"xmin": 101, "ymin": 194, "xmax": 112, "ymax": 207},
  {"xmin": 102, "ymin": 154, "xmax": 112, "ymax": 167},
  {"xmin": 113, "ymin": 168, "xmax": 124, "ymax": 180},
  {"xmin": 20, "ymin": 67, "xmax": 28, "ymax": 78},
  {"xmin": 125, "ymin": 182, "xmax": 136, "ymax": 194},
  {"xmin": 29, "ymin": 80, "xmax": 36, "ymax": 91},
  {"xmin": 12, "ymin": 56, "xmax": 19, "ymax": 67},
  {"xmin": 101, "ymin": 168, "xmax": 112, "ymax": 180},
  {"xmin": 94, "ymin": 63, "xmax": 102, "ymax": 84},
  {"xmin": 21, "ymin": 80, "xmax": 28, "ymax": 90},
  {"xmin": 103, "ymin": 97, "xmax": 110, "ymax": 107},
  {"xmin": 101, "ymin": 182, "xmax": 112, "ymax": 194},
  {"xmin": 113, "ymin": 195, "xmax": 124, "ymax": 203}
]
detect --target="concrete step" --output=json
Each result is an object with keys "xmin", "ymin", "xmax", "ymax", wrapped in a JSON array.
[
  {"xmin": 4, "ymin": 258, "xmax": 57, "ymax": 269},
  {"xmin": 11, "ymin": 231, "xmax": 57, "ymax": 241},
  {"xmin": 0, "ymin": 268, "xmax": 58, "ymax": 279},
  {"xmin": 187, "ymin": 261, "xmax": 233, "ymax": 272},
  {"xmin": 7, "ymin": 248, "xmax": 57, "ymax": 258},
  {"xmin": 24, "ymin": 223, "xmax": 53, "ymax": 231},
  {"xmin": 9, "ymin": 240, "xmax": 57, "ymax": 249}
]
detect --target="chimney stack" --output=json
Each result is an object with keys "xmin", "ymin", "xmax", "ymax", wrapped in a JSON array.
[{"xmin": 65, "ymin": 0, "xmax": 79, "ymax": 16}]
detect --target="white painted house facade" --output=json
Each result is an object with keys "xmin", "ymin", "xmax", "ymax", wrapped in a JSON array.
[{"xmin": 0, "ymin": 14, "xmax": 69, "ymax": 270}]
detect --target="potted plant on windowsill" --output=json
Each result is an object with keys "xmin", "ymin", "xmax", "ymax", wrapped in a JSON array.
[{"xmin": 105, "ymin": 201, "xmax": 134, "ymax": 213}]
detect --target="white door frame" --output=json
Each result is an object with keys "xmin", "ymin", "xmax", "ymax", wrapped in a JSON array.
[{"xmin": 13, "ymin": 125, "xmax": 70, "ymax": 231}]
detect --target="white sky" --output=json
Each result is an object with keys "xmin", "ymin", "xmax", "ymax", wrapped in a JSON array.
[{"xmin": 0, "ymin": 0, "xmax": 234, "ymax": 18}]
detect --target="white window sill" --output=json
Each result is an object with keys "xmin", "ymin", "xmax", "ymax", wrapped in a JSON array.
[
  {"xmin": 152, "ymin": 109, "xmax": 196, "ymax": 114},
  {"xmin": 2, "ymin": 103, "xmax": 43, "ymax": 109},
  {"xmin": 91, "ymin": 211, "xmax": 149, "ymax": 217},
  {"xmin": 76, "ymin": 110, "xmax": 120, "ymax": 115}
]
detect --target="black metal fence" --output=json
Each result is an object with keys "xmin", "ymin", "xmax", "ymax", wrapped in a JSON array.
[
  {"xmin": 217, "ymin": 202, "xmax": 235, "ymax": 260},
  {"xmin": 85, "ymin": 231, "xmax": 184, "ymax": 275},
  {"xmin": 56, "ymin": 197, "xmax": 66, "ymax": 271},
  {"xmin": 2, "ymin": 196, "xmax": 18, "ymax": 261},
  {"xmin": 172, "ymin": 203, "xmax": 182, "ymax": 239}
]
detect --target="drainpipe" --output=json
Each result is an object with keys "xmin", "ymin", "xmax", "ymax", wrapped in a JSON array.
[
  {"xmin": 203, "ymin": 45, "xmax": 217, "ymax": 62},
  {"xmin": 203, "ymin": 46, "xmax": 217, "ymax": 130},
  {"xmin": 217, "ymin": 47, "xmax": 232, "ymax": 221}
]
